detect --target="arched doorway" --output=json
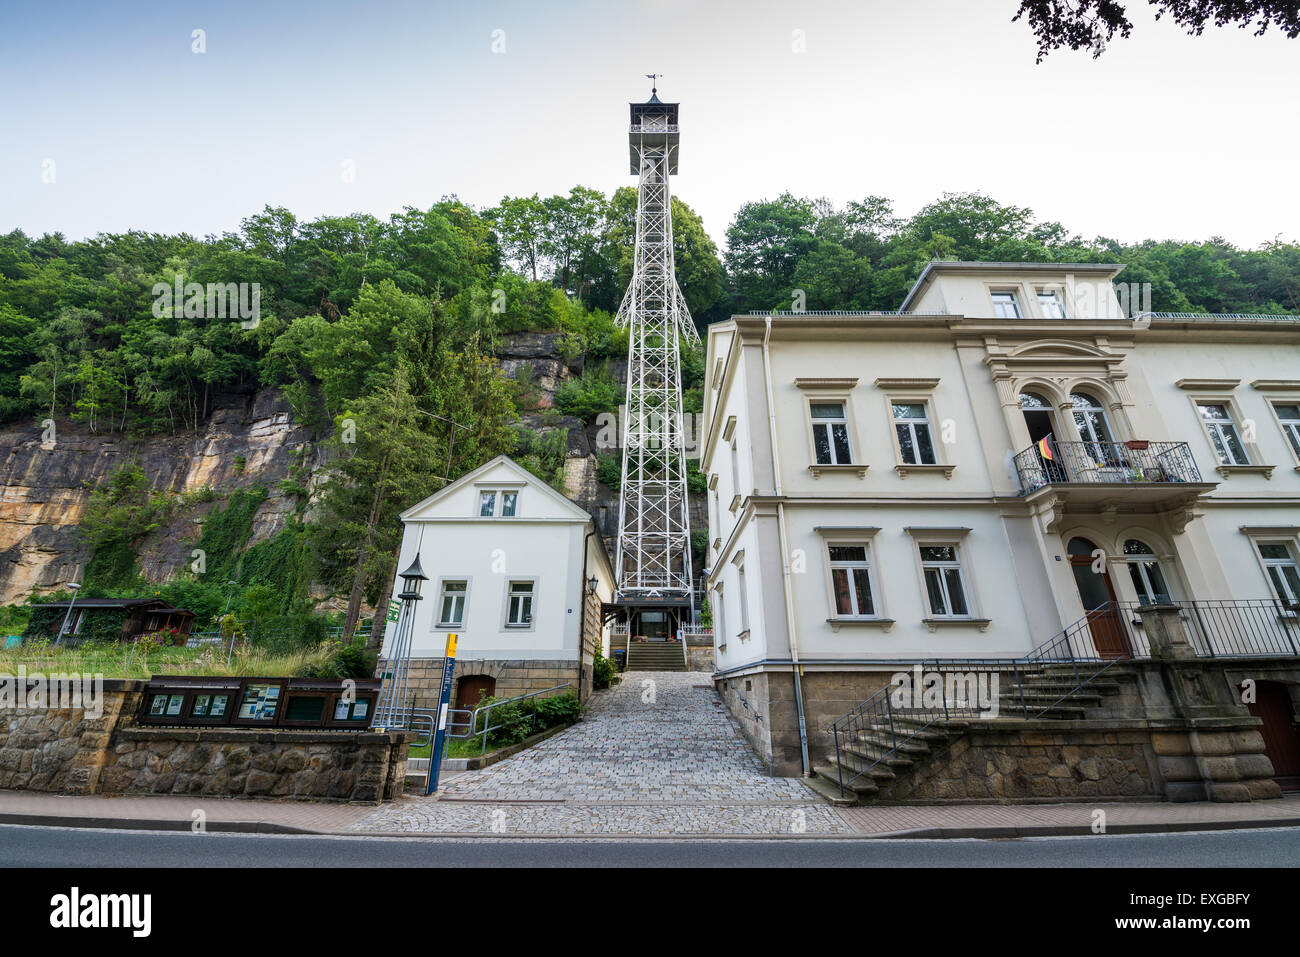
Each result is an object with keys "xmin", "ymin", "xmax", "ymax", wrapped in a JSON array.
[
  {"xmin": 1070, "ymin": 391, "xmax": 1120, "ymax": 465},
  {"xmin": 1067, "ymin": 536, "xmax": 1131, "ymax": 659},
  {"xmin": 1020, "ymin": 391, "xmax": 1067, "ymax": 482},
  {"xmin": 1247, "ymin": 681, "xmax": 1300, "ymax": 791}
]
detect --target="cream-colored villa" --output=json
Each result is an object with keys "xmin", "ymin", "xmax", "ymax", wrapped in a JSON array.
[{"xmin": 701, "ymin": 261, "xmax": 1300, "ymax": 800}]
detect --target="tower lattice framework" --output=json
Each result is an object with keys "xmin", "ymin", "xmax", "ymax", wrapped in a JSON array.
[{"xmin": 613, "ymin": 87, "xmax": 699, "ymax": 604}]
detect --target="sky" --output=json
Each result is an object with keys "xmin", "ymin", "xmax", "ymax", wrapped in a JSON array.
[{"xmin": 2, "ymin": 0, "xmax": 1298, "ymax": 250}]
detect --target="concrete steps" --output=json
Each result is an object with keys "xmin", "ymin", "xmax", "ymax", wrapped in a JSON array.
[{"xmin": 625, "ymin": 640, "xmax": 687, "ymax": 672}]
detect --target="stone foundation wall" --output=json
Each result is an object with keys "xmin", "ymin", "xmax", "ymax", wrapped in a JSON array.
[
  {"xmin": 900, "ymin": 723, "xmax": 1159, "ymax": 802},
  {"xmin": 100, "ymin": 727, "xmax": 405, "ymax": 802},
  {"xmin": 1, "ymin": 679, "xmax": 407, "ymax": 803},
  {"xmin": 719, "ymin": 651, "xmax": 1293, "ymax": 802},
  {"xmin": 716, "ymin": 669, "xmax": 895, "ymax": 776},
  {"xmin": 685, "ymin": 643, "xmax": 715, "ymax": 673}
]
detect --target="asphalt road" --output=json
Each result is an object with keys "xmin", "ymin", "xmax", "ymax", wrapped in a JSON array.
[{"xmin": 1, "ymin": 823, "xmax": 1298, "ymax": 867}]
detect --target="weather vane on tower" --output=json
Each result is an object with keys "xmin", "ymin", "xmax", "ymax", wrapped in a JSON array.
[{"xmin": 645, "ymin": 73, "xmax": 661, "ymax": 96}]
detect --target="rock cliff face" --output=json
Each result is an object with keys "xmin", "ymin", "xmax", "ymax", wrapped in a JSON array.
[
  {"xmin": 0, "ymin": 389, "xmax": 316, "ymax": 604},
  {"xmin": 0, "ymin": 332, "xmax": 700, "ymax": 606}
]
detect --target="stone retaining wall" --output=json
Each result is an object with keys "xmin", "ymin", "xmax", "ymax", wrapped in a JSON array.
[{"xmin": 0, "ymin": 679, "xmax": 407, "ymax": 803}]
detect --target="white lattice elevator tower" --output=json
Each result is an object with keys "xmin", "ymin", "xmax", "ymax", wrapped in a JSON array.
[{"xmin": 612, "ymin": 81, "xmax": 699, "ymax": 624}]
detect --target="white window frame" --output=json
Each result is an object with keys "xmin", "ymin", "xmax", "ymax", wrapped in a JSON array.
[
  {"xmin": 478, "ymin": 490, "xmax": 497, "ymax": 517},
  {"xmin": 807, "ymin": 398, "xmax": 854, "ymax": 466},
  {"xmin": 816, "ymin": 527, "xmax": 892, "ymax": 630},
  {"xmin": 503, "ymin": 579, "xmax": 537, "ymax": 630},
  {"xmin": 825, "ymin": 542, "xmax": 879, "ymax": 619},
  {"xmin": 1120, "ymin": 540, "xmax": 1172, "ymax": 605},
  {"xmin": 713, "ymin": 582, "xmax": 726, "ymax": 653},
  {"xmin": 1196, "ymin": 400, "xmax": 1251, "ymax": 466},
  {"xmin": 918, "ymin": 544, "xmax": 971, "ymax": 618},
  {"xmin": 435, "ymin": 578, "xmax": 470, "ymax": 630},
  {"xmin": 1036, "ymin": 287, "xmax": 1068, "ymax": 319},
  {"xmin": 904, "ymin": 528, "xmax": 990, "ymax": 630},
  {"xmin": 891, "ymin": 399, "xmax": 937, "ymax": 466},
  {"xmin": 990, "ymin": 289, "xmax": 1023, "ymax": 319},
  {"xmin": 1267, "ymin": 399, "xmax": 1300, "ymax": 465},
  {"xmin": 735, "ymin": 560, "xmax": 751, "ymax": 641},
  {"xmin": 1254, "ymin": 539, "xmax": 1300, "ymax": 611},
  {"xmin": 476, "ymin": 485, "xmax": 524, "ymax": 517},
  {"xmin": 501, "ymin": 490, "xmax": 519, "ymax": 517}
]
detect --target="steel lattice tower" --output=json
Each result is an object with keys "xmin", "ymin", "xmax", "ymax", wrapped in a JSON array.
[{"xmin": 613, "ymin": 82, "xmax": 699, "ymax": 606}]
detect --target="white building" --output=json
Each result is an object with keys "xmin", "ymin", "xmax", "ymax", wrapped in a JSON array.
[
  {"xmin": 381, "ymin": 455, "xmax": 615, "ymax": 712},
  {"xmin": 700, "ymin": 261, "xmax": 1300, "ymax": 777}
]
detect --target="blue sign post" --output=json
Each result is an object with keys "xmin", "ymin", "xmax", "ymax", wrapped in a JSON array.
[{"xmin": 426, "ymin": 633, "xmax": 458, "ymax": 795}]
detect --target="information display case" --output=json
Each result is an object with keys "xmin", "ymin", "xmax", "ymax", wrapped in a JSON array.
[{"xmin": 138, "ymin": 676, "xmax": 382, "ymax": 730}]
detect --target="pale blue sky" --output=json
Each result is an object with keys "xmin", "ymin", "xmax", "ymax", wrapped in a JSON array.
[{"xmin": 2, "ymin": 0, "xmax": 1298, "ymax": 248}]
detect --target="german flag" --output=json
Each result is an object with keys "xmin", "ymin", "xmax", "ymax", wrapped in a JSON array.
[{"xmin": 1037, "ymin": 436, "xmax": 1054, "ymax": 460}]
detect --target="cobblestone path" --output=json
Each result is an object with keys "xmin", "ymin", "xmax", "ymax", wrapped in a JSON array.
[{"xmin": 351, "ymin": 671, "xmax": 850, "ymax": 836}]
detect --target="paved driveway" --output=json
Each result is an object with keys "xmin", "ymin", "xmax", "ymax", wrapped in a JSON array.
[{"xmin": 351, "ymin": 671, "xmax": 849, "ymax": 836}]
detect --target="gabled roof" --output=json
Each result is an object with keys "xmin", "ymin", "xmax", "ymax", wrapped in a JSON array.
[
  {"xmin": 898, "ymin": 260, "xmax": 1127, "ymax": 312},
  {"xmin": 398, "ymin": 454, "xmax": 593, "ymax": 524}
]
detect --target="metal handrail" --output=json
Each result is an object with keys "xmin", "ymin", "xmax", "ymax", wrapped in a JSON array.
[
  {"xmin": 746, "ymin": 309, "xmax": 949, "ymax": 317},
  {"xmin": 1136, "ymin": 311, "xmax": 1300, "ymax": 323},
  {"xmin": 1013, "ymin": 439, "xmax": 1202, "ymax": 494},
  {"xmin": 454, "ymin": 683, "xmax": 574, "ymax": 755},
  {"xmin": 827, "ymin": 597, "xmax": 1300, "ymax": 797}
]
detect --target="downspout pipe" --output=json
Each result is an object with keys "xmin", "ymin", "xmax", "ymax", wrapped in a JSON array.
[
  {"xmin": 578, "ymin": 527, "xmax": 596, "ymax": 706},
  {"xmin": 763, "ymin": 316, "xmax": 811, "ymax": 777}
]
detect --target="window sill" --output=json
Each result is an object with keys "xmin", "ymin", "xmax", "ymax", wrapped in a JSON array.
[
  {"xmin": 895, "ymin": 463, "xmax": 955, "ymax": 479},
  {"xmin": 922, "ymin": 617, "xmax": 992, "ymax": 632},
  {"xmin": 736, "ymin": 629, "xmax": 751, "ymax": 643},
  {"xmin": 826, "ymin": 617, "xmax": 896, "ymax": 633},
  {"xmin": 729, "ymin": 494, "xmax": 742, "ymax": 513},
  {"xmin": 1217, "ymin": 464, "xmax": 1274, "ymax": 478},
  {"xmin": 809, "ymin": 464, "xmax": 868, "ymax": 478},
  {"xmin": 435, "ymin": 624, "xmax": 463, "ymax": 631}
]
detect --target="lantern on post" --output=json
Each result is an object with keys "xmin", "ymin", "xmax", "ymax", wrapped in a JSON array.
[{"xmin": 373, "ymin": 554, "xmax": 427, "ymax": 729}]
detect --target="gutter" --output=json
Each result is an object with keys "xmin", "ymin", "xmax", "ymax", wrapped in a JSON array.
[{"xmin": 763, "ymin": 316, "xmax": 811, "ymax": 776}]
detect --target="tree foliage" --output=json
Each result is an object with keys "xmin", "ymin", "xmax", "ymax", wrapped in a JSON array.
[{"xmin": 1014, "ymin": 0, "xmax": 1300, "ymax": 61}]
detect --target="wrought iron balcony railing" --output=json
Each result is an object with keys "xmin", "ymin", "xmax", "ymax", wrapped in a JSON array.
[{"xmin": 1013, "ymin": 439, "xmax": 1202, "ymax": 494}]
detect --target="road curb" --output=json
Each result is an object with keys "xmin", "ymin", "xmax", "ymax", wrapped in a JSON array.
[
  {"xmin": 0, "ymin": 813, "xmax": 314, "ymax": 835},
  {"xmin": 4, "ymin": 812, "xmax": 1299, "ymax": 840}
]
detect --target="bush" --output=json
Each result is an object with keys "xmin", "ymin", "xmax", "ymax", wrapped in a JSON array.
[
  {"xmin": 554, "ymin": 369, "xmax": 624, "ymax": 422},
  {"xmin": 466, "ymin": 691, "xmax": 582, "ymax": 749},
  {"xmin": 592, "ymin": 648, "xmax": 617, "ymax": 690}
]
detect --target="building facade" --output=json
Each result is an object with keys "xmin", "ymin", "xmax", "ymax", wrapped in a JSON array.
[
  {"xmin": 701, "ymin": 262, "xmax": 1300, "ymax": 790},
  {"xmin": 381, "ymin": 455, "xmax": 616, "ymax": 715}
]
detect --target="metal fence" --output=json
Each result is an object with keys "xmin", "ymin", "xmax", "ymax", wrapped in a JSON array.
[{"xmin": 1013, "ymin": 439, "xmax": 1202, "ymax": 493}]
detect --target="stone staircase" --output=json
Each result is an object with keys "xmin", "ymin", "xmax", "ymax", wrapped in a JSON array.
[
  {"xmin": 810, "ymin": 662, "xmax": 1125, "ymax": 805},
  {"xmin": 625, "ymin": 639, "xmax": 687, "ymax": 672}
]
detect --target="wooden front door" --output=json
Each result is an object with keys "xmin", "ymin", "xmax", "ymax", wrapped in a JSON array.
[
  {"xmin": 1068, "ymin": 538, "xmax": 1131, "ymax": 659},
  {"xmin": 454, "ymin": 675, "xmax": 495, "ymax": 726},
  {"xmin": 1248, "ymin": 681, "xmax": 1300, "ymax": 790}
]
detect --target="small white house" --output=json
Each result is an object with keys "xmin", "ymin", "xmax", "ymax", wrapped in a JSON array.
[{"xmin": 381, "ymin": 455, "xmax": 615, "ymax": 711}]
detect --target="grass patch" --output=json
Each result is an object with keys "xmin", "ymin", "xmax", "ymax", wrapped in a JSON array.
[{"xmin": 0, "ymin": 641, "xmax": 345, "ymax": 679}]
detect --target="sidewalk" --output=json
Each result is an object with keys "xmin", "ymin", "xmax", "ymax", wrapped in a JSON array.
[{"xmin": 3, "ymin": 788, "xmax": 1298, "ymax": 839}]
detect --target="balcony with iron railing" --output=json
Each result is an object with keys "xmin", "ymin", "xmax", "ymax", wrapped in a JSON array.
[{"xmin": 1013, "ymin": 439, "xmax": 1216, "ymax": 504}]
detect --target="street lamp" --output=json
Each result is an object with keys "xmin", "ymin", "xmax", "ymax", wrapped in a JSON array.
[
  {"xmin": 375, "ymin": 554, "xmax": 427, "ymax": 729},
  {"xmin": 53, "ymin": 582, "xmax": 81, "ymax": 648},
  {"xmin": 397, "ymin": 556, "xmax": 428, "ymax": 600}
]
